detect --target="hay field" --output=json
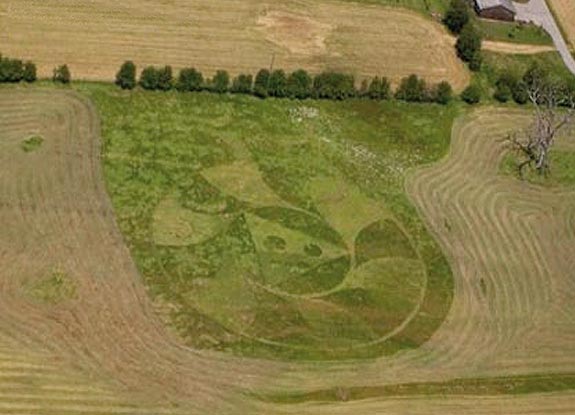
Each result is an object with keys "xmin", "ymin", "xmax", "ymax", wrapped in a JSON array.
[
  {"xmin": 548, "ymin": 0, "xmax": 575, "ymax": 50},
  {"xmin": 1, "ymin": 86, "xmax": 575, "ymax": 414},
  {"xmin": 0, "ymin": 0, "xmax": 469, "ymax": 90}
]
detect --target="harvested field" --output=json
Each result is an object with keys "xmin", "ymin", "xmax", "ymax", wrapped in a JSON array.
[
  {"xmin": 548, "ymin": 0, "xmax": 575, "ymax": 49},
  {"xmin": 1, "ymin": 86, "xmax": 575, "ymax": 414},
  {"xmin": 0, "ymin": 0, "xmax": 469, "ymax": 90},
  {"xmin": 481, "ymin": 40, "xmax": 555, "ymax": 54}
]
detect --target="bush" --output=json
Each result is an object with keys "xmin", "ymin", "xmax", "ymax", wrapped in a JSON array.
[
  {"xmin": 433, "ymin": 81, "xmax": 453, "ymax": 105},
  {"xmin": 140, "ymin": 66, "xmax": 160, "ymax": 90},
  {"xmin": 312, "ymin": 72, "xmax": 356, "ymax": 100},
  {"xmin": 0, "ymin": 56, "xmax": 24, "ymax": 82},
  {"xmin": 456, "ymin": 24, "xmax": 482, "ymax": 63},
  {"xmin": 469, "ymin": 52, "xmax": 483, "ymax": 72},
  {"xmin": 443, "ymin": 0, "xmax": 470, "ymax": 34},
  {"xmin": 157, "ymin": 66, "xmax": 173, "ymax": 91},
  {"xmin": 494, "ymin": 83, "xmax": 511, "ymax": 102},
  {"xmin": 268, "ymin": 70, "xmax": 288, "ymax": 97},
  {"xmin": 23, "ymin": 61, "xmax": 37, "ymax": 83},
  {"xmin": 395, "ymin": 74, "xmax": 428, "ymax": 102},
  {"xmin": 461, "ymin": 84, "xmax": 481, "ymax": 104},
  {"xmin": 115, "ymin": 61, "xmax": 137, "ymax": 90},
  {"xmin": 177, "ymin": 68, "xmax": 204, "ymax": 92},
  {"xmin": 254, "ymin": 69, "xmax": 271, "ymax": 98},
  {"xmin": 53, "ymin": 64, "xmax": 71, "ymax": 84},
  {"xmin": 231, "ymin": 73, "xmax": 253, "ymax": 94},
  {"xmin": 211, "ymin": 70, "xmax": 230, "ymax": 93},
  {"xmin": 287, "ymin": 69, "xmax": 312, "ymax": 99},
  {"xmin": 368, "ymin": 76, "xmax": 391, "ymax": 100}
]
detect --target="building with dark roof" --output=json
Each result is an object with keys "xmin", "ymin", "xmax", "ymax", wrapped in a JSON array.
[{"xmin": 474, "ymin": 0, "xmax": 516, "ymax": 21}]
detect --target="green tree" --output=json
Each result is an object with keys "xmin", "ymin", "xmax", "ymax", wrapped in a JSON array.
[
  {"xmin": 312, "ymin": 72, "xmax": 356, "ymax": 100},
  {"xmin": 23, "ymin": 61, "xmax": 37, "ymax": 83},
  {"xmin": 211, "ymin": 70, "xmax": 230, "ymax": 93},
  {"xmin": 368, "ymin": 76, "xmax": 391, "ymax": 100},
  {"xmin": 395, "ymin": 74, "xmax": 428, "ymax": 102},
  {"xmin": 254, "ymin": 69, "xmax": 271, "ymax": 98},
  {"xmin": 461, "ymin": 84, "xmax": 481, "ymax": 104},
  {"xmin": 443, "ymin": 0, "xmax": 470, "ymax": 34},
  {"xmin": 231, "ymin": 73, "xmax": 253, "ymax": 94},
  {"xmin": 494, "ymin": 83, "xmax": 512, "ymax": 102},
  {"xmin": 115, "ymin": 61, "xmax": 137, "ymax": 90},
  {"xmin": 433, "ymin": 81, "xmax": 453, "ymax": 104},
  {"xmin": 177, "ymin": 68, "xmax": 204, "ymax": 92},
  {"xmin": 157, "ymin": 66, "xmax": 173, "ymax": 91},
  {"xmin": 287, "ymin": 69, "xmax": 312, "ymax": 99},
  {"xmin": 139, "ymin": 66, "xmax": 159, "ymax": 90},
  {"xmin": 0, "ymin": 57, "xmax": 24, "ymax": 82},
  {"xmin": 52, "ymin": 64, "xmax": 71, "ymax": 84},
  {"xmin": 268, "ymin": 70, "xmax": 288, "ymax": 97},
  {"xmin": 469, "ymin": 52, "xmax": 483, "ymax": 72},
  {"xmin": 456, "ymin": 24, "xmax": 482, "ymax": 63}
]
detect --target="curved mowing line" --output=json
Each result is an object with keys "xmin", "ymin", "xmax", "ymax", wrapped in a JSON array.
[{"xmin": 1, "ymin": 89, "xmax": 575, "ymax": 414}]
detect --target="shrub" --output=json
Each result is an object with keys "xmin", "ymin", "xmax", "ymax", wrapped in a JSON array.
[
  {"xmin": 157, "ymin": 66, "xmax": 173, "ymax": 91},
  {"xmin": 368, "ymin": 76, "xmax": 391, "ymax": 100},
  {"xmin": 23, "ymin": 61, "xmax": 37, "ymax": 83},
  {"xmin": 287, "ymin": 69, "xmax": 312, "ymax": 99},
  {"xmin": 140, "ymin": 66, "xmax": 159, "ymax": 90},
  {"xmin": 231, "ymin": 73, "xmax": 253, "ymax": 94},
  {"xmin": 443, "ymin": 0, "xmax": 470, "ymax": 34},
  {"xmin": 0, "ymin": 56, "xmax": 24, "ymax": 82},
  {"xmin": 461, "ymin": 84, "xmax": 481, "ymax": 104},
  {"xmin": 177, "ymin": 68, "xmax": 204, "ymax": 92},
  {"xmin": 254, "ymin": 69, "xmax": 271, "ymax": 98},
  {"xmin": 468, "ymin": 52, "xmax": 483, "ymax": 72},
  {"xmin": 433, "ymin": 81, "xmax": 453, "ymax": 105},
  {"xmin": 456, "ymin": 24, "xmax": 482, "ymax": 63},
  {"xmin": 211, "ymin": 70, "xmax": 230, "ymax": 93},
  {"xmin": 115, "ymin": 61, "xmax": 137, "ymax": 90},
  {"xmin": 494, "ymin": 83, "xmax": 511, "ymax": 102},
  {"xmin": 395, "ymin": 74, "xmax": 428, "ymax": 102},
  {"xmin": 312, "ymin": 72, "xmax": 356, "ymax": 100},
  {"xmin": 268, "ymin": 70, "xmax": 288, "ymax": 97},
  {"xmin": 53, "ymin": 64, "xmax": 71, "ymax": 84}
]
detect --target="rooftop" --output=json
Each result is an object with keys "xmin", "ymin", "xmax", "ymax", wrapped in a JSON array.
[{"xmin": 474, "ymin": 0, "xmax": 516, "ymax": 13}]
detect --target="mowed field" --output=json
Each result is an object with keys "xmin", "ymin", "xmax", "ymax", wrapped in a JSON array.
[
  {"xmin": 0, "ymin": 0, "xmax": 469, "ymax": 90},
  {"xmin": 548, "ymin": 0, "xmax": 575, "ymax": 50},
  {"xmin": 1, "ymin": 85, "xmax": 575, "ymax": 414}
]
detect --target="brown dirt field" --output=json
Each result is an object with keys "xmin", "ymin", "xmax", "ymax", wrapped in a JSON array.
[
  {"xmin": 1, "ymin": 89, "xmax": 575, "ymax": 414},
  {"xmin": 482, "ymin": 40, "xmax": 555, "ymax": 54},
  {"xmin": 0, "ymin": 0, "xmax": 469, "ymax": 90},
  {"xmin": 548, "ymin": 0, "xmax": 575, "ymax": 50}
]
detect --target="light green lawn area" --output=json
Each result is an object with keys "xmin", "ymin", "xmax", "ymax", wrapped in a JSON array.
[{"xmin": 73, "ymin": 82, "xmax": 456, "ymax": 361}]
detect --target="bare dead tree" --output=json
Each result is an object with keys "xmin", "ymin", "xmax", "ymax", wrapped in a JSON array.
[{"xmin": 506, "ymin": 69, "xmax": 575, "ymax": 178}]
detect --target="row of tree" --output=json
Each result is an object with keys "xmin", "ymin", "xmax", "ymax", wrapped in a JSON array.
[
  {"xmin": 0, "ymin": 54, "xmax": 37, "ymax": 83},
  {"xmin": 0, "ymin": 54, "xmax": 72, "ymax": 85},
  {"xmin": 444, "ymin": 0, "xmax": 483, "ymax": 71},
  {"xmin": 494, "ymin": 64, "xmax": 575, "ymax": 105},
  {"xmin": 115, "ymin": 61, "xmax": 454, "ymax": 104}
]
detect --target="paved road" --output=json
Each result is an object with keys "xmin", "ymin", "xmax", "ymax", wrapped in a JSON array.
[{"xmin": 514, "ymin": 0, "xmax": 575, "ymax": 75}]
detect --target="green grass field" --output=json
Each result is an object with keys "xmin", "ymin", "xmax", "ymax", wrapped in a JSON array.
[
  {"xmin": 477, "ymin": 20, "xmax": 553, "ymax": 45},
  {"xmin": 75, "ymin": 83, "xmax": 457, "ymax": 360}
]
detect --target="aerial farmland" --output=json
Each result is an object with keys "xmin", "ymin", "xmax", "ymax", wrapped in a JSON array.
[{"xmin": 0, "ymin": 0, "xmax": 575, "ymax": 414}]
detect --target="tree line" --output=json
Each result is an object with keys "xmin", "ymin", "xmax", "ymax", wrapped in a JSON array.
[
  {"xmin": 0, "ymin": 53, "xmax": 73, "ymax": 84},
  {"xmin": 443, "ymin": 0, "xmax": 483, "ymax": 71},
  {"xmin": 115, "ymin": 61, "xmax": 455, "ymax": 104},
  {"xmin": 0, "ymin": 54, "xmax": 37, "ymax": 83}
]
